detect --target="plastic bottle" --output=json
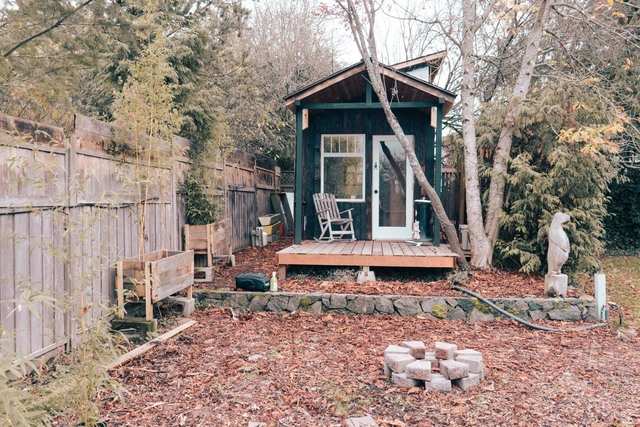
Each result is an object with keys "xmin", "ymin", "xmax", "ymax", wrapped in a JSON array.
[{"xmin": 270, "ymin": 271, "xmax": 278, "ymax": 292}]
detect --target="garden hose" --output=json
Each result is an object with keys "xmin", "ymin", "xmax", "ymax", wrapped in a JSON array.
[{"xmin": 452, "ymin": 285, "xmax": 608, "ymax": 333}]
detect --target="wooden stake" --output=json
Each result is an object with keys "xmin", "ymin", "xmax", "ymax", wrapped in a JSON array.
[
  {"xmin": 116, "ymin": 260, "xmax": 124, "ymax": 319},
  {"xmin": 144, "ymin": 261, "xmax": 153, "ymax": 321}
]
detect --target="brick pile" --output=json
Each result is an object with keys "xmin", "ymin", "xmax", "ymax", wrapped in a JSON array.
[{"xmin": 383, "ymin": 341, "xmax": 485, "ymax": 392}]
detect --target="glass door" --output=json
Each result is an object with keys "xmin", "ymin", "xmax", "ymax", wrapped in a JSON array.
[{"xmin": 372, "ymin": 135, "xmax": 414, "ymax": 240}]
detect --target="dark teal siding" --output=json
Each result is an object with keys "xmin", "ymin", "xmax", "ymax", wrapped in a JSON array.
[{"xmin": 300, "ymin": 108, "xmax": 438, "ymax": 241}]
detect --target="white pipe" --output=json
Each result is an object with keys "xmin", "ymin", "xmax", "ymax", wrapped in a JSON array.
[{"xmin": 594, "ymin": 273, "xmax": 607, "ymax": 321}]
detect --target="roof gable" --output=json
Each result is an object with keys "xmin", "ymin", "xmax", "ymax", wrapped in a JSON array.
[{"xmin": 284, "ymin": 58, "xmax": 456, "ymax": 112}]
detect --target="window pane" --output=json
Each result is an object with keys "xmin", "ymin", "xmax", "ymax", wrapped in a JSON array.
[
  {"xmin": 326, "ymin": 136, "xmax": 333, "ymax": 153},
  {"xmin": 378, "ymin": 138, "xmax": 407, "ymax": 226},
  {"xmin": 323, "ymin": 157, "xmax": 363, "ymax": 200},
  {"xmin": 337, "ymin": 136, "xmax": 344, "ymax": 152}
]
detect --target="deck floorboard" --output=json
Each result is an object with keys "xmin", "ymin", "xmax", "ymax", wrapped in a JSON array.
[{"xmin": 277, "ymin": 240, "xmax": 457, "ymax": 269}]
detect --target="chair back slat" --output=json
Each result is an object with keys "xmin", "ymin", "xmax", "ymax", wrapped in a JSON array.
[
  {"xmin": 313, "ymin": 192, "xmax": 340, "ymax": 220},
  {"xmin": 325, "ymin": 194, "xmax": 335, "ymax": 219}
]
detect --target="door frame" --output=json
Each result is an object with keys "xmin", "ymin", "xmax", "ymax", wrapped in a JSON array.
[{"xmin": 371, "ymin": 135, "xmax": 414, "ymax": 240}]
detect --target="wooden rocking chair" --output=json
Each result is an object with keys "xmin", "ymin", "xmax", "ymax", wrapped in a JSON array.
[{"xmin": 313, "ymin": 193, "xmax": 356, "ymax": 241}]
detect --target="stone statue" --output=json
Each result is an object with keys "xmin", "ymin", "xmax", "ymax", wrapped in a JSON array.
[{"xmin": 545, "ymin": 212, "xmax": 571, "ymax": 297}]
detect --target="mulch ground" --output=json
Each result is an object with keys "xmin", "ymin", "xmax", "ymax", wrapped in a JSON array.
[
  {"xmin": 204, "ymin": 239, "xmax": 576, "ymax": 298},
  {"xmin": 102, "ymin": 308, "xmax": 639, "ymax": 426}
]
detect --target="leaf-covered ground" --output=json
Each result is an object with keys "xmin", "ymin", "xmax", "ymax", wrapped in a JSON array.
[
  {"xmin": 102, "ymin": 309, "xmax": 639, "ymax": 426},
  {"xmin": 207, "ymin": 240, "xmax": 570, "ymax": 298}
]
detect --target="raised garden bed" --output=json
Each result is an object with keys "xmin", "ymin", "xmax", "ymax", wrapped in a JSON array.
[{"xmin": 116, "ymin": 249, "xmax": 194, "ymax": 321}]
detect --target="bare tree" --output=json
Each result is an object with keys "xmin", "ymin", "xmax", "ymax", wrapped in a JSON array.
[
  {"xmin": 482, "ymin": 0, "xmax": 552, "ymax": 252},
  {"xmin": 335, "ymin": 0, "xmax": 469, "ymax": 268},
  {"xmin": 427, "ymin": 0, "xmax": 552, "ymax": 268},
  {"xmin": 388, "ymin": 0, "xmax": 553, "ymax": 269}
]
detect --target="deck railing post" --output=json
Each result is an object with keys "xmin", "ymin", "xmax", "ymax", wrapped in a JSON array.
[
  {"xmin": 294, "ymin": 105, "xmax": 304, "ymax": 243},
  {"xmin": 432, "ymin": 103, "xmax": 443, "ymax": 246}
]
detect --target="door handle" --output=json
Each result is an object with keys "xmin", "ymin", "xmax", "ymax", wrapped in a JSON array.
[{"xmin": 374, "ymin": 190, "xmax": 378, "ymax": 194}]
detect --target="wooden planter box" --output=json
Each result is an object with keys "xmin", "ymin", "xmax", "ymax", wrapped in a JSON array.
[
  {"xmin": 184, "ymin": 220, "xmax": 233, "ymax": 269},
  {"xmin": 116, "ymin": 250, "xmax": 194, "ymax": 321}
]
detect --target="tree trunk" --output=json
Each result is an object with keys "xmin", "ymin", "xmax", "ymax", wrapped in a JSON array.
[
  {"xmin": 484, "ymin": 0, "xmax": 552, "ymax": 246},
  {"xmin": 339, "ymin": 0, "xmax": 468, "ymax": 268},
  {"xmin": 461, "ymin": 0, "xmax": 492, "ymax": 268}
]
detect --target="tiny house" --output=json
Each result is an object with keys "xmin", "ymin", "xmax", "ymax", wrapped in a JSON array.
[
  {"xmin": 285, "ymin": 52, "xmax": 456, "ymax": 244},
  {"xmin": 277, "ymin": 52, "xmax": 459, "ymax": 275}
]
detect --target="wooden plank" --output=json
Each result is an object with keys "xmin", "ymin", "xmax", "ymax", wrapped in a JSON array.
[
  {"xmin": 29, "ymin": 211, "xmax": 43, "ymax": 355},
  {"xmin": 372, "ymin": 240, "xmax": 383, "ymax": 256},
  {"xmin": 0, "ymin": 214, "xmax": 16, "ymax": 355},
  {"xmin": 390, "ymin": 242, "xmax": 403, "ymax": 256},
  {"xmin": 382, "ymin": 241, "xmax": 392, "ymax": 256},
  {"xmin": 14, "ymin": 213, "xmax": 31, "ymax": 356},
  {"xmin": 340, "ymin": 241, "xmax": 358, "ymax": 255},
  {"xmin": 100, "ymin": 208, "xmax": 110, "ymax": 308},
  {"xmin": 399, "ymin": 242, "xmax": 414, "ymax": 256},
  {"xmin": 307, "ymin": 243, "xmax": 331, "ymax": 254},
  {"xmin": 353, "ymin": 240, "xmax": 365, "ymax": 255},
  {"xmin": 144, "ymin": 262, "xmax": 153, "ymax": 321},
  {"xmin": 412, "ymin": 245, "xmax": 430, "ymax": 257},
  {"xmin": 91, "ymin": 207, "xmax": 101, "ymax": 322},
  {"xmin": 108, "ymin": 208, "xmax": 118, "ymax": 307},
  {"xmin": 107, "ymin": 320, "xmax": 197, "ymax": 370},
  {"xmin": 301, "ymin": 101, "xmax": 438, "ymax": 110},
  {"xmin": 53, "ymin": 209, "xmax": 65, "ymax": 344},
  {"xmin": 67, "ymin": 207, "xmax": 81, "ymax": 347},
  {"xmin": 124, "ymin": 207, "xmax": 133, "ymax": 258},
  {"xmin": 327, "ymin": 242, "xmax": 345, "ymax": 255},
  {"xmin": 41, "ymin": 210, "xmax": 55, "ymax": 348},
  {"xmin": 277, "ymin": 253, "xmax": 455, "ymax": 268},
  {"xmin": 80, "ymin": 206, "xmax": 91, "ymax": 323},
  {"xmin": 362, "ymin": 241, "xmax": 373, "ymax": 255}
]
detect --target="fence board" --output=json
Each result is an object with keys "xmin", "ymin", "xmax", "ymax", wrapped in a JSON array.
[
  {"xmin": 14, "ymin": 213, "xmax": 31, "ymax": 356},
  {"xmin": 41, "ymin": 210, "xmax": 54, "ymax": 349},
  {"xmin": 0, "ymin": 215, "xmax": 16, "ymax": 355},
  {"xmin": 53, "ymin": 210, "xmax": 65, "ymax": 345}
]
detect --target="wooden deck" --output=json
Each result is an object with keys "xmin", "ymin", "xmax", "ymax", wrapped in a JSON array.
[{"xmin": 277, "ymin": 240, "xmax": 458, "ymax": 277}]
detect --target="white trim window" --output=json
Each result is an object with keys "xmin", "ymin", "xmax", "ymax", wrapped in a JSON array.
[{"xmin": 320, "ymin": 134, "xmax": 366, "ymax": 202}]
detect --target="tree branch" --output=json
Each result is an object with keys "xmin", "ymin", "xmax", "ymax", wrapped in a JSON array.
[{"xmin": 3, "ymin": 0, "xmax": 96, "ymax": 58}]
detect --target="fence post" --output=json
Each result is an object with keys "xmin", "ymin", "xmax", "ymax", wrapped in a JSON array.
[
  {"xmin": 64, "ymin": 118, "xmax": 78, "ymax": 350},
  {"xmin": 171, "ymin": 150, "xmax": 179, "ymax": 251}
]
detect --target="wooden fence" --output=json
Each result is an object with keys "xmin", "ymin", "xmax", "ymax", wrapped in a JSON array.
[{"xmin": 0, "ymin": 113, "xmax": 279, "ymax": 360}]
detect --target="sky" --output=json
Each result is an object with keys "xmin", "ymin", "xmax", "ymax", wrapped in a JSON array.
[
  {"xmin": 317, "ymin": 0, "xmax": 450, "ymax": 87},
  {"xmin": 316, "ymin": 1, "xmax": 437, "ymax": 65},
  {"xmin": 246, "ymin": 0, "xmax": 446, "ymax": 67}
]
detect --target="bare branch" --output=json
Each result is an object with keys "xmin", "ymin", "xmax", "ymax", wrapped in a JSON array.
[{"xmin": 3, "ymin": 0, "xmax": 96, "ymax": 58}]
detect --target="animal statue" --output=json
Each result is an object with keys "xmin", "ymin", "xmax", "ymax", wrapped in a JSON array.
[{"xmin": 547, "ymin": 212, "xmax": 570, "ymax": 275}]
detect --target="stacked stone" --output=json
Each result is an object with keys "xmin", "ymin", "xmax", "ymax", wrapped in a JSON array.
[{"xmin": 383, "ymin": 341, "xmax": 485, "ymax": 392}]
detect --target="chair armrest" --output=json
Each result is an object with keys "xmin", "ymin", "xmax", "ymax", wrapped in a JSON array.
[{"xmin": 340, "ymin": 208, "xmax": 354, "ymax": 220}]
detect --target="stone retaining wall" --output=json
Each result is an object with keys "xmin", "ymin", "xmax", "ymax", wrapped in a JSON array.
[{"xmin": 196, "ymin": 290, "xmax": 598, "ymax": 322}]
